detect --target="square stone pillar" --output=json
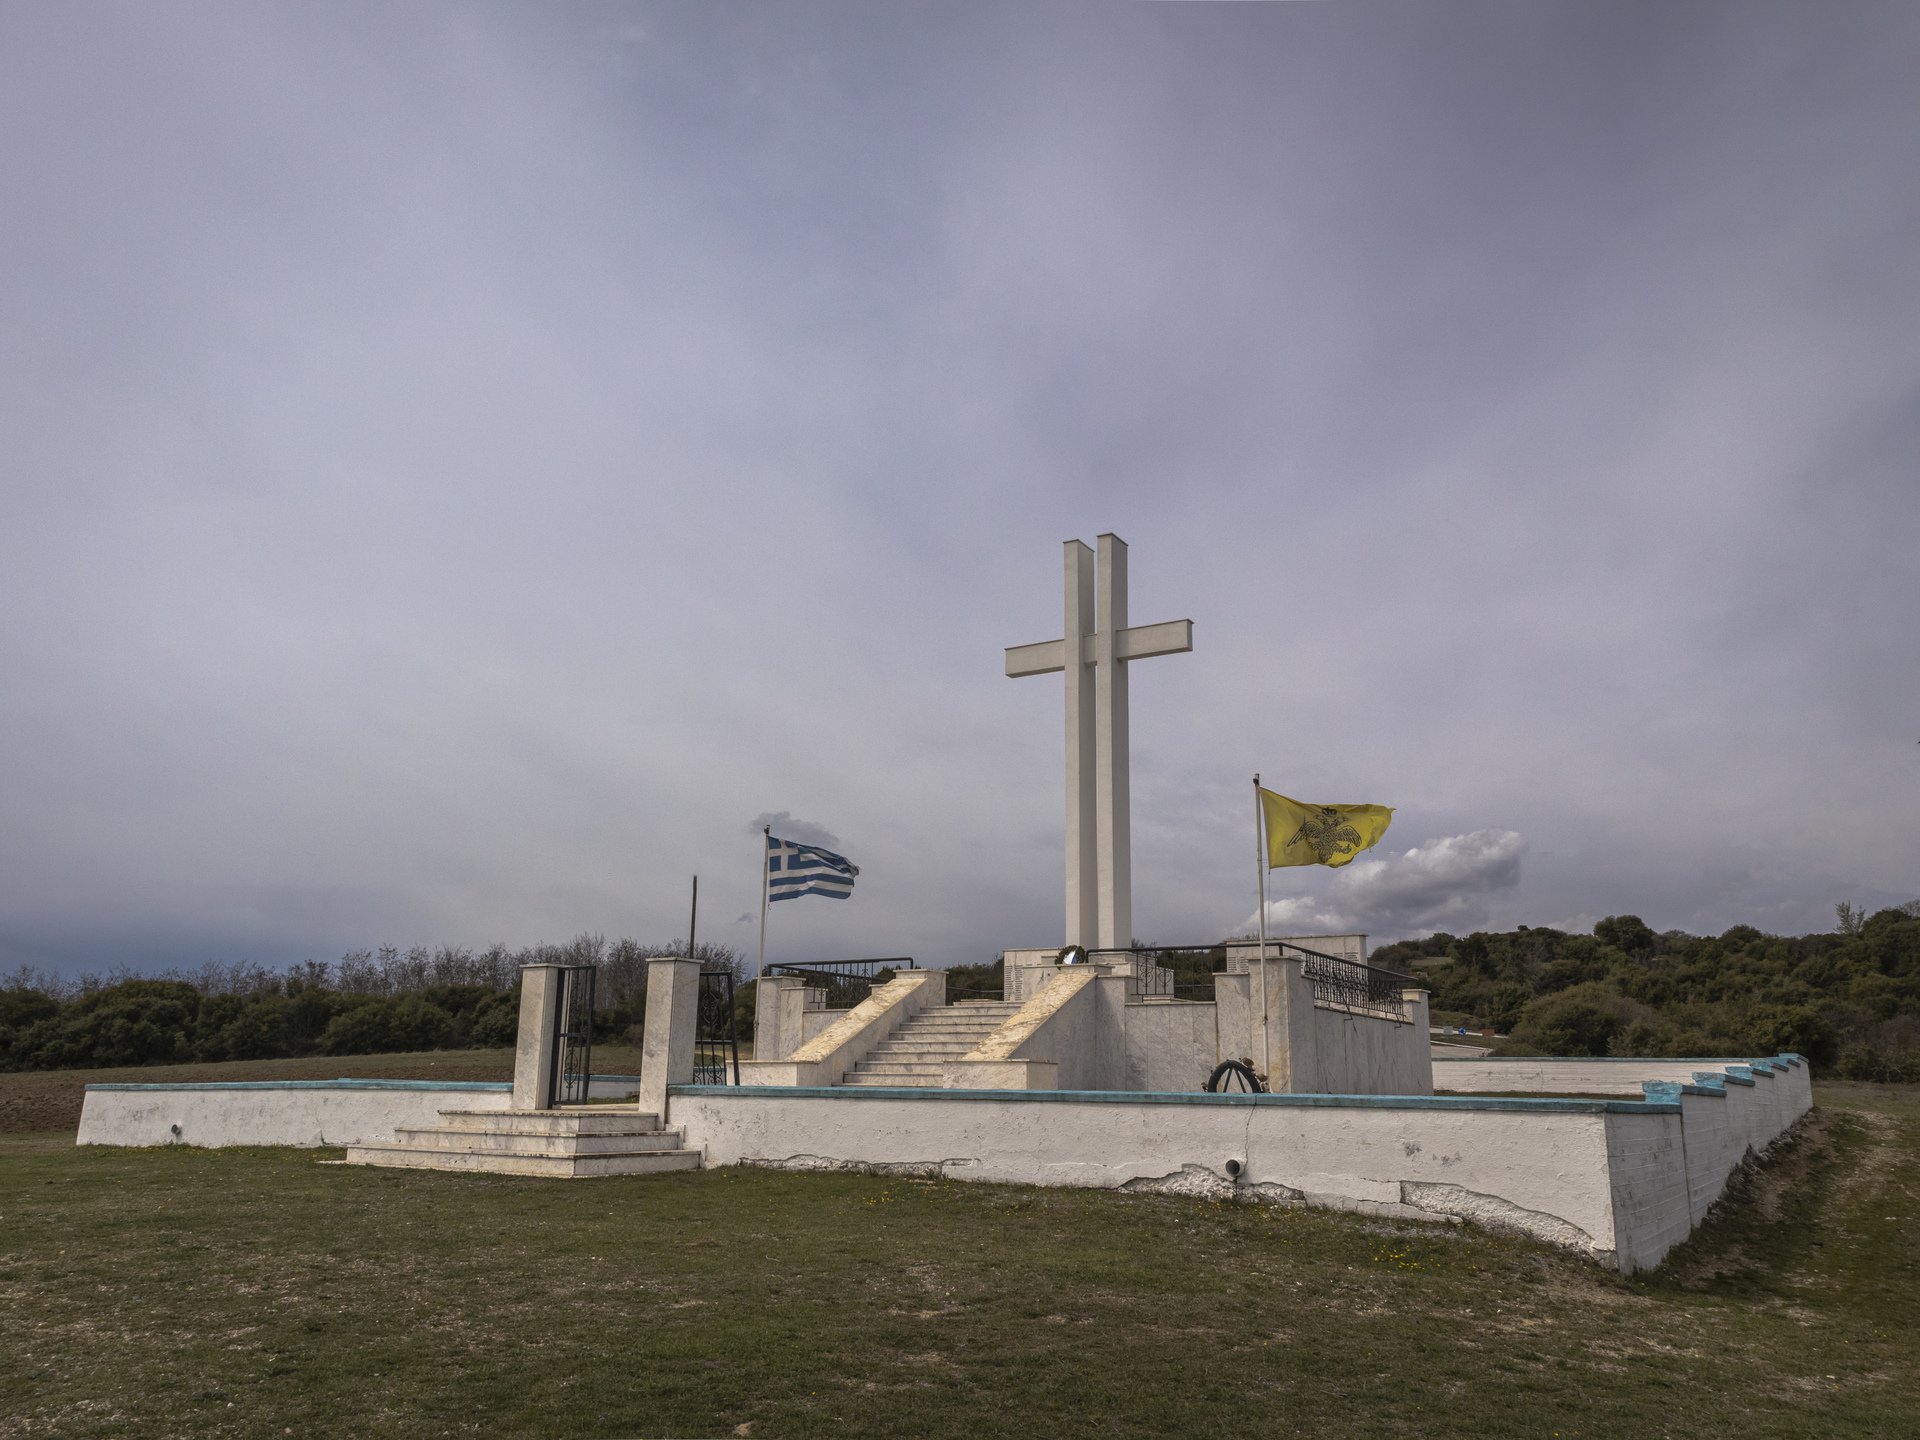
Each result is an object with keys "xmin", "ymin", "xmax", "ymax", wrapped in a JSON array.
[
  {"xmin": 753, "ymin": 974, "xmax": 807, "ymax": 1062},
  {"xmin": 638, "ymin": 957, "xmax": 703, "ymax": 1120},
  {"xmin": 511, "ymin": 964, "xmax": 566, "ymax": 1110},
  {"xmin": 1249, "ymin": 956, "xmax": 1317, "ymax": 1093}
]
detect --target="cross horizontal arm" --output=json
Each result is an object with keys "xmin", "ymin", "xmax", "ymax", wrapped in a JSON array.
[
  {"xmin": 1005, "ymin": 619, "xmax": 1193, "ymax": 678},
  {"xmin": 1005, "ymin": 638, "xmax": 1067, "ymax": 677}
]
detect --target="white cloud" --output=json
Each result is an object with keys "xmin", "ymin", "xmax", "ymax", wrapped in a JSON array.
[{"xmin": 1243, "ymin": 831, "xmax": 1526, "ymax": 940}]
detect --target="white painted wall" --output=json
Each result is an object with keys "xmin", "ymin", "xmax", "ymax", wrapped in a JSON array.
[
  {"xmin": 76, "ymin": 1081, "xmax": 512, "ymax": 1149},
  {"xmin": 673, "ymin": 1087, "xmax": 1704, "ymax": 1271}
]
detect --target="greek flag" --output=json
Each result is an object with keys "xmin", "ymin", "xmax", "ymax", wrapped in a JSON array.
[{"xmin": 767, "ymin": 834, "xmax": 860, "ymax": 901}]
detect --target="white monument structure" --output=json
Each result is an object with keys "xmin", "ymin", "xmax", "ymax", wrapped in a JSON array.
[
  {"xmin": 1005, "ymin": 533, "xmax": 1193, "ymax": 950},
  {"xmin": 71, "ymin": 527, "xmax": 1820, "ymax": 1273}
]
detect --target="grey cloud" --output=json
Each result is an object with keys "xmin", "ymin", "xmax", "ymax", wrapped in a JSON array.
[
  {"xmin": 750, "ymin": 813, "xmax": 842, "ymax": 851},
  {"xmin": 1, "ymin": 4, "xmax": 1917, "ymax": 975}
]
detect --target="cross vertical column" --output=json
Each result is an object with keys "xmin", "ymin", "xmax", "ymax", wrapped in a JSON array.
[
  {"xmin": 1063, "ymin": 540, "xmax": 1098, "ymax": 948},
  {"xmin": 1095, "ymin": 533, "xmax": 1130, "ymax": 950}
]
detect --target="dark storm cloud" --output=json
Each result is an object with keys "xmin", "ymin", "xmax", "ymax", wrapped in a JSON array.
[{"xmin": 2, "ymin": 2, "xmax": 1917, "ymax": 976}]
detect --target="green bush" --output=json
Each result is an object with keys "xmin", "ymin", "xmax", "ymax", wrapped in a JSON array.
[
  {"xmin": 1515, "ymin": 983, "xmax": 1622, "ymax": 1058},
  {"xmin": 469, "ymin": 989, "xmax": 519, "ymax": 1048},
  {"xmin": 319, "ymin": 996, "xmax": 455, "ymax": 1056},
  {"xmin": 3, "ymin": 980, "xmax": 201, "ymax": 1070}
]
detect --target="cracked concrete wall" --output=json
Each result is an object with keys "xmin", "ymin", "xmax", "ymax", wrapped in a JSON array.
[{"xmin": 674, "ymin": 1091, "xmax": 1655, "ymax": 1266}]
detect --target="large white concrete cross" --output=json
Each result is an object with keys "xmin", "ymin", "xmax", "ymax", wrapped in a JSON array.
[{"xmin": 1006, "ymin": 534, "xmax": 1193, "ymax": 950}]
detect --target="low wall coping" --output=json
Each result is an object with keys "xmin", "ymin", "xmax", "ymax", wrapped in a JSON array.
[
  {"xmin": 82, "ymin": 1079, "xmax": 513, "ymax": 1093},
  {"xmin": 1431, "ymin": 1055, "xmax": 1798, "ymax": 1065},
  {"xmin": 669, "ymin": 1085, "xmax": 1679, "ymax": 1114},
  {"xmin": 1645, "ymin": 1081, "xmax": 1726, "ymax": 1099}
]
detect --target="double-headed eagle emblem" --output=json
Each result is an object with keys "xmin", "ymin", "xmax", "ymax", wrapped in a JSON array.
[{"xmin": 1286, "ymin": 806, "xmax": 1364, "ymax": 864}]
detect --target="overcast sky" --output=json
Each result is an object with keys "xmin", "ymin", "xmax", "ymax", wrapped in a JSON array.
[{"xmin": 4, "ymin": 1, "xmax": 1917, "ymax": 978}]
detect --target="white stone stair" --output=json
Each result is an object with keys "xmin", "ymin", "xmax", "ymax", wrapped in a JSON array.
[
  {"xmin": 342, "ymin": 1107, "xmax": 704, "ymax": 1178},
  {"xmin": 839, "ymin": 1000, "xmax": 1023, "ymax": 1087}
]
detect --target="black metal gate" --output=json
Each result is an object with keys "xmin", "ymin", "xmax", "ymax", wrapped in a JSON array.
[
  {"xmin": 546, "ymin": 965, "xmax": 596, "ymax": 1106},
  {"xmin": 695, "ymin": 971, "xmax": 739, "ymax": 1086}
]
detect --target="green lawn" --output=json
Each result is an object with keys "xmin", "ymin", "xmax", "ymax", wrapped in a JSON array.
[{"xmin": 1, "ymin": 1084, "xmax": 1914, "ymax": 1439}]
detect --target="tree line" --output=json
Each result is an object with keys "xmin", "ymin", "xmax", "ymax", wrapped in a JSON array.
[
  {"xmin": 1371, "ymin": 903, "xmax": 1920, "ymax": 1081},
  {"xmin": 0, "ymin": 936, "xmax": 747, "ymax": 1072}
]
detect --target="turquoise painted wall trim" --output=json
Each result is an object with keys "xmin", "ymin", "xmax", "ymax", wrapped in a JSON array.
[
  {"xmin": 669, "ymin": 1085, "xmax": 1680, "ymax": 1115},
  {"xmin": 83, "ymin": 1080, "xmax": 512, "ymax": 1093}
]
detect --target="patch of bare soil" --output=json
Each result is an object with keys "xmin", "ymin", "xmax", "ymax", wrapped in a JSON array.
[{"xmin": 0, "ymin": 1053, "xmax": 515, "ymax": 1134}]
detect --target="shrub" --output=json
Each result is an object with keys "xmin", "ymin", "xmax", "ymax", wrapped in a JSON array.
[
  {"xmin": 1746, "ymin": 1005, "xmax": 1840, "ymax": 1070},
  {"xmin": 1516, "ymin": 983, "xmax": 1622, "ymax": 1058},
  {"xmin": 320, "ymin": 996, "xmax": 454, "ymax": 1056},
  {"xmin": 469, "ymin": 989, "xmax": 520, "ymax": 1048},
  {"xmin": 4, "ymin": 980, "xmax": 201, "ymax": 1070}
]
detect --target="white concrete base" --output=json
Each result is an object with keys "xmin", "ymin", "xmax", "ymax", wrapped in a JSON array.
[{"xmin": 341, "ymin": 1106, "xmax": 704, "ymax": 1179}]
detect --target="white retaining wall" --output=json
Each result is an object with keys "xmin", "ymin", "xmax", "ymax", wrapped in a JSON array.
[
  {"xmin": 76, "ymin": 1080, "xmax": 513, "ymax": 1149},
  {"xmin": 672, "ymin": 1087, "xmax": 1692, "ymax": 1271},
  {"xmin": 670, "ymin": 1053, "xmax": 1815, "ymax": 1274}
]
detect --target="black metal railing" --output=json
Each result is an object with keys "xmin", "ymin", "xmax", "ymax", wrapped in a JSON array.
[
  {"xmin": 1067, "ymin": 942, "xmax": 1416, "ymax": 1017},
  {"xmin": 765, "ymin": 957, "xmax": 916, "ymax": 1012},
  {"xmin": 1272, "ymin": 943, "xmax": 1416, "ymax": 1018},
  {"xmin": 546, "ymin": 965, "xmax": 596, "ymax": 1105},
  {"xmin": 1083, "ymin": 945, "xmax": 1226, "ymax": 1000},
  {"xmin": 695, "ymin": 971, "xmax": 739, "ymax": 1086}
]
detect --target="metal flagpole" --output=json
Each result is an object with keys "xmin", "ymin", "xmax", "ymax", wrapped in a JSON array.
[
  {"xmin": 1254, "ymin": 773, "xmax": 1270, "ymax": 1084},
  {"xmin": 756, "ymin": 826, "xmax": 770, "ymax": 979},
  {"xmin": 688, "ymin": 875, "xmax": 699, "ymax": 962}
]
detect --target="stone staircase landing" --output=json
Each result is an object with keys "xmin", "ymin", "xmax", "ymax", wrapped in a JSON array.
[{"xmin": 342, "ymin": 1107, "xmax": 703, "ymax": 1179}]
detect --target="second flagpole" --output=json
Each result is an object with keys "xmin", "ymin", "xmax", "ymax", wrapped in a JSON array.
[
  {"xmin": 1253, "ymin": 774, "xmax": 1270, "ymax": 1085},
  {"xmin": 756, "ymin": 825, "xmax": 770, "ymax": 979}
]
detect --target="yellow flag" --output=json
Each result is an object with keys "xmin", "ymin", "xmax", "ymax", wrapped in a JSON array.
[{"xmin": 1259, "ymin": 788, "xmax": 1394, "ymax": 869}]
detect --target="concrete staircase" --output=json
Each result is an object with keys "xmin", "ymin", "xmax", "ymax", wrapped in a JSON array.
[
  {"xmin": 342, "ymin": 1107, "xmax": 704, "ymax": 1179},
  {"xmin": 839, "ymin": 1000, "xmax": 1023, "ymax": 1087}
]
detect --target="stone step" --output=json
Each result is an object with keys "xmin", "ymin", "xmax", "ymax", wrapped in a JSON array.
[
  {"xmin": 341, "ymin": 1145, "xmax": 704, "ymax": 1178},
  {"xmin": 867, "ymin": 1039, "xmax": 986, "ymax": 1053},
  {"xmin": 838, "ymin": 1073, "xmax": 944, "ymax": 1088},
  {"xmin": 433, "ymin": 1108, "xmax": 664, "ymax": 1135},
  {"xmin": 391, "ymin": 1126, "xmax": 687, "ymax": 1156}
]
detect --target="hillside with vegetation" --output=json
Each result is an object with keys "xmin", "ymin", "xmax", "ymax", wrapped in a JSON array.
[
  {"xmin": 0, "ymin": 937, "xmax": 748, "ymax": 1073},
  {"xmin": 1370, "ymin": 904, "xmax": 1920, "ymax": 1081}
]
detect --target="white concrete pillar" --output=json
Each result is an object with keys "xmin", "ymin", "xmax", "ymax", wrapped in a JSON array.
[
  {"xmin": 511, "ymin": 964, "xmax": 566, "ymax": 1110},
  {"xmin": 1064, "ymin": 540, "xmax": 1098, "ymax": 948},
  {"xmin": 1400, "ymin": 988, "xmax": 1434, "ymax": 1096},
  {"xmin": 752, "ymin": 974, "xmax": 808, "ymax": 1062},
  {"xmin": 1253, "ymin": 957, "xmax": 1316, "ymax": 1093},
  {"xmin": 638, "ymin": 957, "xmax": 703, "ymax": 1120},
  {"xmin": 1094, "ymin": 532, "xmax": 1130, "ymax": 950}
]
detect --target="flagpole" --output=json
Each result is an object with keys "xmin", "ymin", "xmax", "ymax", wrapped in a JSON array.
[
  {"xmin": 756, "ymin": 826, "xmax": 770, "ymax": 979},
  {"xmin": 688, "ymin": 875, "xmax": 699, "ymax": 962},
  {"xmin": 1254, "ymin": 774, "xmax": 1270, "ymax": 1084}
]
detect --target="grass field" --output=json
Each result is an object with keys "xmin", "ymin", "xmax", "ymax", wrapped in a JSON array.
[{"xmin": 1, "ymin": 1081, "xmax": 1915, "ymax": 1439}]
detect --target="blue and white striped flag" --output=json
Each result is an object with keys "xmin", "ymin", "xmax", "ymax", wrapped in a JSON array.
[{"xmin": 766, "ymin": 834, "xmax": 860, "ymax": 902}]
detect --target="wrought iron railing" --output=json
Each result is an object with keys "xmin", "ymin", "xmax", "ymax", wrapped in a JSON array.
[
  {"xmin": 1082, "ymin": 945, "xmax": 1225, "ymax": 1000},
  {"xmin": 765, "ymin": 957, "xmax": 916, "ymax": 1012},
  {"xmin": 1066, "ymin": 942, "xmax": 1416, "ymax": 1018},
  {"xmin": 1268, "ymin": 942, "xmax": 1415, "ymax": 1019},
  {"xmin": 546, "ymin": 965, "xmax": 596, "ymax": 1105},
  {"xmin": 695, "ymin": 971, "xmax": 739, "ymax": 1086}
]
